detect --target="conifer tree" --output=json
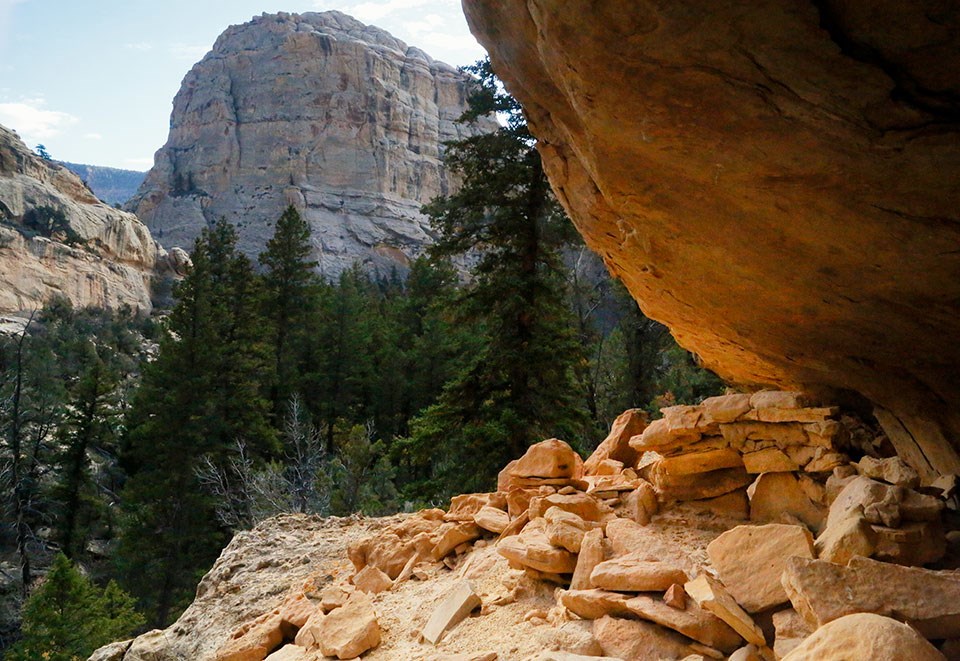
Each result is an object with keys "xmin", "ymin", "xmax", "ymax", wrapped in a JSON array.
[
  {"xmin": 5, "ymin": 553, "xmax": 143, "ymax": 661},
  {"xmin": 259, "ymin": 205, "xmax": 319, "ymax": 416},
  {"xmin": 117, "ymin": 219, "xmax": 274, "ymax": 625},
  {"xmin": 408, "ymin": 58, "xmax": 588, "ymax": 495}
]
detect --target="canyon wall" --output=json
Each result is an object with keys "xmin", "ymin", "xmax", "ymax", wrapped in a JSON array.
[
  {"xmin": 129, "ymin": 10, "xmax": 495, "ymax": 276},
  {"xmin": 461, "ymin": 0, "xmax": 960, "ymax": 475},
  {"xmin": 0, "ymin": 124, "xmax": 161, "ymax": 314}
]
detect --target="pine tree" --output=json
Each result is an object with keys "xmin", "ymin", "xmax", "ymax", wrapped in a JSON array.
[
  {"xmin": 5, "ymin": 553, "xmax": 143, "ymax": 661},
  {"xmin": 259, "ymin": 205, "xmax": 319, "ymax": 417},
  {"xmin": 51, "ymin": 341, "xmax": 121, "ymax": 560},
  {"xmin": 117, "ymin": 219, "xmax": 275, "ymax": 626},
  {"xmin": 407, "ymin": 58, "xmax": 588, "ymax": 495}
]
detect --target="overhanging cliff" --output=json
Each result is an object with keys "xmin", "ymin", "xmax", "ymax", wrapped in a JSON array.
[{"xmin": 461, "ymin": 0, "xmax": 960, "ymax": 477}]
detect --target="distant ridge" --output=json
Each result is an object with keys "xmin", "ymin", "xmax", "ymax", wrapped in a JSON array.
[{"xmin": 59, "ymin": 162, "xmax": 146, "ymax": 206}]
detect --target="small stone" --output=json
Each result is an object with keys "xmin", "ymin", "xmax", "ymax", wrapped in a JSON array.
[
  {"xmin": 513, "ymin": 439, "xmax": 584, "ymax": 479},
  {"xmin": 593, "ymin": 615, "xmax": 697, "ymax": 660},
  {"xmin": 706, "ymin": 523, "xmax": 815, "ymax": 612},
  {"xmin": 279, "ymin": 593, "xmax": 316, "ymax": 628},
  {"xmin": 590, "ymin": 554, "xmax": 688, "ymax": 592},
  {"xmin": 319, "ymin": 585, "xmax": 351, "ymax": 612},
  {"xmin": 685, "ymin": 574, "xmax": 766, "ymax": 646},
  {"xmin": 421, "ymin": 581, "xmax": 482, "ymax": 645},
  {"xmin": 215, "ymin": 613, "xmax": 288, "ymax": 661},
  {"xmin": 497, "ymin": 519, "xmax": 578, "ymax": 573},
  {"xmin": 584, "ymin": 408, "xmax": 648, "ymax": 474},
  {"xmin": 664, "ymin": 584, "xmax": 686, "ymax": 609},
  {"xmin": 742, "ymin": 447, "xmax": 798, "ymax": 473},
  {"xmin": 720, "ymin": 421, "xmax": 808, "ymax": 448},
  {"xmin": 749, "ymin": 391, "xmax": 811, "ymax": 410},
  {"xmin": 804, "ymin": 450, "xmax": 848, "ymax": 473},
  {"xmin": 652, "ymin": 466, "xmax": 753, "ymax": 502},
  {"xmin": 571, "ymin": 528, "xmax": 605, "ymax": 590},
  {"xmin": 857, "ymin": 456, "xmax": 920, "ymax": 488},
  {"xmin": 547, "ymin": 520, "xmax": 587, "ymax": 553},
  {"xmin": 625, "ymin": 593, "xmax": 742, "ymax": 652},
  {"xmin": 352, "ymin": 565, "xmax": 393, "ymax": 594},
  {"xmin": 653, "ymin": 448, "xmax": 744, "ymax": 476},
  {"xmin": 529, "ymin": 493, "xmax": 608, "ymax": 521},
  {"xmin": 432, "ymin": 523, "xmax": 481, "ymax": 560},
  {"xmin": 701, "ymin": 393, "xmax": 753, "ymax": 424},
  {"xmin": 772, "ymin": 609, "xmax": 811, "ymax": 659},
  {"xmin": 559, "ymin": 589, "xmax": 632, "ymax": 620},
  {"xmin": 316, "ymin": 592, "xmax": 380, "ymax": 659},
  {"xmin": 749, "ymin": 473, "xmax": 825, "ymax": 532},
  {"xmin": 621, "ymin": 480, "xmax": 658, "ymax": 525},
  {"xmin": 593, "ymin": 459, "xmax": 625, "ymax": 475},
  {"xmin": 474, "ymin": 506, "xmax": 510, "ymax": 534},
  {"xmin": 446, "ymin": 492, "xmax": 508, "ymax": 521},
  {"xmin": 780, "ymin": 613, "xmax": 944, "ymax": 661},
  {"xmin": 727, "ymin": 645, "xmax": 764, "ymax": 661},
  {"xmin": 814, "ymin": 506, "xmax": 877, "ymax": 565},
  {"xmin": 679, "ymin": 490, "xmax": 750, "ymax": 520}
]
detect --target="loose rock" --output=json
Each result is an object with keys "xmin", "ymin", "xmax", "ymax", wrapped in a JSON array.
[
  {"xmin": 781, "ymin": 613, "xmax": 945, "ymax": 661},
  {"xmin": 706, "ymin": 524, "xmax": 814, "ymax": 613}
]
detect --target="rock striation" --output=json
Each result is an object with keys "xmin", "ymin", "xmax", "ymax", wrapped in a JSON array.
[
  {"xmin": 0, "ymin": 124, "xmax": 163, "ymax": 313},
  {"xmin": 460, "ymin": 1, "xmax": 960, "ymax": 474},
  {"xmin": 128, "ymin": 11, "xmax": 495, "ymax": 276}
]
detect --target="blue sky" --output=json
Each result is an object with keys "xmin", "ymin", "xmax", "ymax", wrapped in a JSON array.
[{"xmin": 0, "ymin": 0, "xmax": 485, "ymax": 169}]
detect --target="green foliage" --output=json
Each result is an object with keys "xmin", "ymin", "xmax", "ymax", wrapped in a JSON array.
[
  {"xmin": 328, "ymin": 422, "xmax": 398, "ymax": 516},
  {"xmin": 404, "ymin": 58, "xmax": 589, "ymax": 496},
  {"xmin": 117, "ymin": 218, "xmax": 275, "ymax": 625},
  {"xmin": 260, "ymin": 205, "xmax": 319, "ymax": 418},
  {"xmin": 22, "ymin": 206, "xmax": 83, "ymax": 245},
  {"xmin": 34, "ymin": 144, "xmax": 51, "ymax": 160},
  {"xmin": 4, "ymin": 553, "xmax": 143, "ymax": 661}
]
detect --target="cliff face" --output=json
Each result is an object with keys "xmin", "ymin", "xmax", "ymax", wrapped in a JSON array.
[
  {"xmin": 128, "ymin": 10, "xmax": 495, "ymax": 275},
  {"xmin": 460, "ymin": 1, "xmax": 960, "ymax": 475},
  {"xmin": 0, "ymin": 125, "xmax": 160, "ymax": 313}
]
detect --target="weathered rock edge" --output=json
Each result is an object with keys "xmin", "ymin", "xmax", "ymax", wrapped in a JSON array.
[{"xmin": 460, "ymin": 0, "xmax": 960, "ymax": 466}]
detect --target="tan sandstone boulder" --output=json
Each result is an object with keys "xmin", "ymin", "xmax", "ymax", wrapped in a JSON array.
[
  {"xmin": 781, "ymin": 613, "xmax": 945, "ymax": 661},
  {"xmin": 706, "ymin": 524, "xmax": 814, "ymax": 612},
  {"xmin": 782, "ymin": 555, "xmax": 960, "ymax": 638},
  {"xmin": 315, "ymin": 592, "xmax": 381, "ymax": 659}
]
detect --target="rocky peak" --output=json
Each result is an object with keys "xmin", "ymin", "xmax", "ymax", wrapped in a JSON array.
[
  {"xmin": 0, "ymin": 124, "xmax": 162, "ymax": 313},
  {"xmin": 128, "ymin": 10, "xmax": 496, "ymax": 276}
]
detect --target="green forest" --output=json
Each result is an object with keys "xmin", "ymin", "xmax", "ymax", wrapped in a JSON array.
[{"xmin": 0, "ymin": 62, "xmax": 722, "ymax": 657}]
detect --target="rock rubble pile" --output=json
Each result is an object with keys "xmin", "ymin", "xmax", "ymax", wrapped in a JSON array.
[{"xmin": 97, "ymin": 391, "xmax": 960, "ymax": 661}]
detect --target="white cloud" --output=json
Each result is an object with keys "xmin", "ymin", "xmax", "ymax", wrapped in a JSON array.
[
  {"xmin": 124, "ymin": 41, "xmax": 153, "ymax": 51},
  {"xmin": 124, "ymin": 157, "xmax": 154, "ymax": 168},
  {"xmin": 169, "ymin": 43, "xmax": 209, "ymax": 62},
  {"xmin": 0, "ymin": 98, "xmax": 78, "ymax": 143},
  {"xmin": 83, "ymin": 132, "xmax": 102, "ymax": 140}
]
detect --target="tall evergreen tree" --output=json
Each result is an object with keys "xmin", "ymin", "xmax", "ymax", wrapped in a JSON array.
[
  {"xmin": 407, "ymin": 58, "xmax": 588, "ymax": 495},
  {"xmin": 117, "ymin": 219, "xmax": 274, "ymax": 625},
  {"xmin": 259, "ymin": 205, "xmax": 319, "ymax": 417}
]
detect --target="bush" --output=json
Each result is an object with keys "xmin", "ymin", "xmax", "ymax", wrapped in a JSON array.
[{"xmin": 5, "ymin": 553, "xmax": 144, "ymax": 661}]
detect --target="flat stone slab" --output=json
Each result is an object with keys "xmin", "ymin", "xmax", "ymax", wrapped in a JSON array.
[{"xmin": 782, "ymin": 555, "xmax": 960, "ymax": 639}]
